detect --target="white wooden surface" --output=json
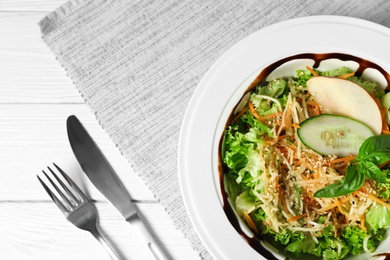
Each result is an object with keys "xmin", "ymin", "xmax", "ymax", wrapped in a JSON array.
[{"xmin": 0, "ymin": 1, "xmax": 199, "ymax": 259}]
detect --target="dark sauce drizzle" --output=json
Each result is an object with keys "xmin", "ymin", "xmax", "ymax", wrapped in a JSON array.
[
  {"xmin": 375, "ymin": 253, "xmax": 390, "ymax": 259},
  {"xmin": 219, "ymin": 53, "xmax": 390, "ymax": 259}
]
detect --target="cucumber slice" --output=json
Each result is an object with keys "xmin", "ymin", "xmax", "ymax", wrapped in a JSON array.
[{"xmin": 297, "ymin": 114, "xmax": 374, "ymax": 157}]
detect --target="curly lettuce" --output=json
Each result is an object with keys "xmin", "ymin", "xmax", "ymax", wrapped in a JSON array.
[{"xmin": 221, "ymin": 67, "xmax": 390, "ymax": 259}]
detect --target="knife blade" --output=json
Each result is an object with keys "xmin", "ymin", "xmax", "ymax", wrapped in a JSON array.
[{"xmin": 66, "ymin": 115, "xmax": 168, "ymax": 260}]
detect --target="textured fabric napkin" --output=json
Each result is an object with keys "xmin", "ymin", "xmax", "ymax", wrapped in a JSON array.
[{"xmin": 39, "ymin": 1, "xmax": 390, "ymax": 259}]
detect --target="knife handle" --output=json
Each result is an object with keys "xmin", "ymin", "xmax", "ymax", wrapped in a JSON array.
[{"xmin": 127, "ymin": 214, "xmax": 169, "ymax": 260}]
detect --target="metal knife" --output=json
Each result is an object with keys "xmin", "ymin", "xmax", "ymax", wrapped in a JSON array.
[{"xmin": 66, "ymin": 115, "xmax": 169, "ymax": 260}]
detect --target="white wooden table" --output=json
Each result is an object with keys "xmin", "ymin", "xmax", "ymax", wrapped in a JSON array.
[{"xmin": 0, "ymin": 1, "xmax": 199, "ymax": 259}]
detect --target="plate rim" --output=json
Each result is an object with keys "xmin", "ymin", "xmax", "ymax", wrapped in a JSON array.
[{"xmin": 178, "ymin": 15, "xmax": 390, "ymax": 260}]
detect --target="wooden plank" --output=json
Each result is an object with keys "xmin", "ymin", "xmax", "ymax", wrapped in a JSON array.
[
  {"xmin": 0, "ymin": 104, "xmax": 155, "ymax": 201},
  {"xmin": 0, "ymin": 12, "xmax": 82, "ymax": 103},
  {"xmin": 0, "ymin": 4, "xmax": 200, "ymax": 260},
  {"xmin": 0, "ymin": 201, "xmax": 199, "ymax": 260},
  {"xmin": 0, "ymin": 0, "xmax": 65, "ymax": 12}
]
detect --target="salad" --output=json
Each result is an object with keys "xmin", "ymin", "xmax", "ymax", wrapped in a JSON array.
[{"xmin": 221, "ymin": 65, "xmax": 390, "ymax": 259}]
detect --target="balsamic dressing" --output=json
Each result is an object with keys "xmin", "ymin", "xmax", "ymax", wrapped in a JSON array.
[
  {"xmin": 375, "ymin": 253, "xmax": 390, "ymax": 259},
  {"xmin": 219, "ymin": 53, "xmax": 390, "ymax": 259}
]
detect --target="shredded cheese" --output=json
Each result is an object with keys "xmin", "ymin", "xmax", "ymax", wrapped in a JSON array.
[{"xmin": 232, "ymin": 75, "xmax": 385, "ymax": 247}]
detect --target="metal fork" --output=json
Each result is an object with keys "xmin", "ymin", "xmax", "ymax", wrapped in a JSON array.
[{"xmin": 37, "ymin": 163, "xmax": 120, "ymax": 260}]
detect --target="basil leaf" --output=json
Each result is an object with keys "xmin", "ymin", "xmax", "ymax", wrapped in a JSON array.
[
  {"xmin": 314, "ymin": 135, "xmax": 390, "ymax": 198},
  {"xmin": 358, "ymin": 135, "xmax": 390, "ymax": 165},
  {"xmin": 314, "ymin": 181, "xmax": 350, "ymax": 198},
  {"xmin": 359, "ymin": 161, "xmax": 387, "ymax": 183},
  {"xmin": 314, "ymin": 163, "xmax": 365, "ymax": 198}
]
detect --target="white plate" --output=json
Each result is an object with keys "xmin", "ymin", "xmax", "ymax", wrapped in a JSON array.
[{"xmin": 178, "ymin": 16, "xmax": 390, "ymax": 260}]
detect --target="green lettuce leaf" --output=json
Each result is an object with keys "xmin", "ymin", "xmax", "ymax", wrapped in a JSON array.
[
  {"xmin": 283, "ymin": 229, "xmax": 349, "ymax": 259},
  {"xmin": 295, "ymin": 69, "xmax": 313, "ymax": 87},
  {"xmin": 223, "ymin": 126, "xmax": 250, "ymax": 172},
  {"xmin": 222, "ymin": 66, "xmax": 389, "ymax": 260},
  {"xmin": 223, "ymin": 174, "xmax": 239, "ymax": 202},
  {"xmin": 319, "ymin": 67, "xmax": 354, "ymax": 77},
  {"xmin": 348, "ymin": 76, "xmax": 385, "ymax": 99},
  {"xmin": 236, "ymin": 147, "xmax": 262, "ymax": 184},
  {"xmin": 323, "ymin": 250, "xmax": 341, "ymax": 260},
  {"xmin": 285, "ymin": 236, "xmax": 320, "ymax": 257},
  {"xmin": 251, "ymin": 94, "xmax": 280, "ymax": 117},
  {"xmin": 235, "ymin": 190, "xmax": 259, "ymax": 216},
  {"xmin": 256, "ymin": 79, "xmax": 286, "ymax": 98},
  {"xmin": 377, "ymin": 180, "xmax": 390, "ymax": 199},
  {"xmin": 366, "ymin": 204, "xmax": 390, "ymax": 232},
  {"xmin": 264, "ymin": 227, "xmax": 305, "ymax": 246},
  {"xmin": 242, "ymin": 111, "xmax": 274, "ymax": 139},
  {"xmin": 341, "ymin": 225, "xmax": 373, "ymax": 255}
]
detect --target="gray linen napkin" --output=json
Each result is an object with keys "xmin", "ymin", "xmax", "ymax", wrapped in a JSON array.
[{"xmin": 39, "ymin": 0, "xmax": 390, "ymax": 259}]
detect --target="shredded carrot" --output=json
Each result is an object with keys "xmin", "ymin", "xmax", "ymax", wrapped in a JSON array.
[
  {"xmin": 332, "ymin": 211, "xmax": 339, "ymax": 237},
  {"xmin": 382, "ymin": 129, "xmax": 390, "ymax": 135},
  {"xmin": 287, "ymin": 213, "xmax": 307, "ymax": 223},
  {"xmin": 367, "ymin": 194, "xmax": 390, "ymax": 209},
  {"xmin": 306, "ymin": 66, "xmax": 318, "ymax": 77},
  {"xmin": 309, "ymin": 105, "xmax": 322, "ymax": 117},
  {"xmin": 258, "ymin": 112, "xmax": 283, "ymax": 121},
  {"xmin": 338, "ymin": 72, "xmax": 355, "ymax": 79},
  {"xmin": 230, "ymin": 106, "xmax": 248, "ymax": 124},
  {"xmin": 379, "ymin": 159, "xmax": 390, "ymax": 169},
  {"xmin": 359, "ymin": 185, "xmax": 369, "ymax": 194},
  {"xmin": 306, "ymin": 190, "xmax": 315, "ymax": 200},
  {"xmin": 243, "ymin": 212, "xmax": 259, "ymax": 234},
  {"xmin": 330, "ymin": 155, "xmax": 356, "ymax": 164},
  {"xmin": 275, "ymin": 176, "xmax": 279, "ymax": 192},
  {"xmin": 374, "ymin": 97, "xmax": 382, "ymax": 108},
  {"xmin": 382, "ymin": 107, "xmax": 389, "ymax": 131},
  {"xmin": 284, "ymin": 105, "xmax": 292, "ymax": 130},
  {"xmin": 360, "ymin": 214, "xmax": 366, "ymax": 231},
  {"xmin": 258, "ymin": 147, "xmax": 268, "ymax": 180},
  {"xmin": 340, "ymin": 196, "xmax": 351, "ymax": 204},
  {"xmin": 312, "ymin": 170, "xmax": 320, "ymax": 179},
  {"xmin": 334, "ymin": 197, "xmax": 350, "ymax": 218},
  {"xmin": 300, "ymin": 173, "xmax": 309, "ymax": 181},
  {"xmin": 225, "ymin": 72, "xmax": 390, "ymax": 240},
  {"xmin": 305, "ymin": 100, "xmax": 320, "ymax": 106},
  {"xmin": 318, "ymin": 203, "xmax": 337, "ymax": 213},
  {"xmin": 248, "ymin": 101, "xmax": 262, "ymax": 120},
  {"xmin": 318, "ymin": 197, "xmax": 351, "ymax": 212},
  {"xmin": 248, "ymin": 101, "xmax": 282, "ymax": 122},
  {"xmin": 280, "ymin": 190, "xmax": 290, "ymax": 214},
  {"xmin": 282, "ymin": 142, "xmax": 298, "ymax": 151}
]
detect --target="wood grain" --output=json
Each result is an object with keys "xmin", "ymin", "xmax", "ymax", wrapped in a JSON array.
[
  {"xmin": 0, "ymin": 2, "xmax": 200, "ymax": 259},
  {"xmin": 0, "ymin": 104, "xmax": 155, "ymax": 201},
  {"xmin": 0, "ymin": 202, "xmax": 198, "ymax": 260},
  {"xmin": 0, "ymin": 12, "xmax": 81, "ymax": 103},
  {"xmin": 0, "ymin": 0, "xmax": 65, "ymax": 11}
]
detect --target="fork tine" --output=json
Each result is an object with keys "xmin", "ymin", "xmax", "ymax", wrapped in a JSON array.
[
  {"xmin": 53, "ymin": 163, "xmax": 87, "ymax": 202},
  {"xmin": 43, "ymin": 169, "xmax": 74, "ymax": 209},
  {"xmin": 37, "ymin": 175, "xmax": 69, "ymax": 214},
  {"xmin": 47, "ymin": 165, "xmax": 79, "ymax": 203}
]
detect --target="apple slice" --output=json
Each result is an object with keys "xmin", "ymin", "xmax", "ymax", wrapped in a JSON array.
[{"xmin": 307, "ymin": 76, "xmax": 382, "ymax": 135}]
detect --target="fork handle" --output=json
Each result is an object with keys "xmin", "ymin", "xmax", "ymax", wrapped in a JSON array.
[{"xmin": 90, "ymin": 225, "xmax": 121, "ymax": 260}]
